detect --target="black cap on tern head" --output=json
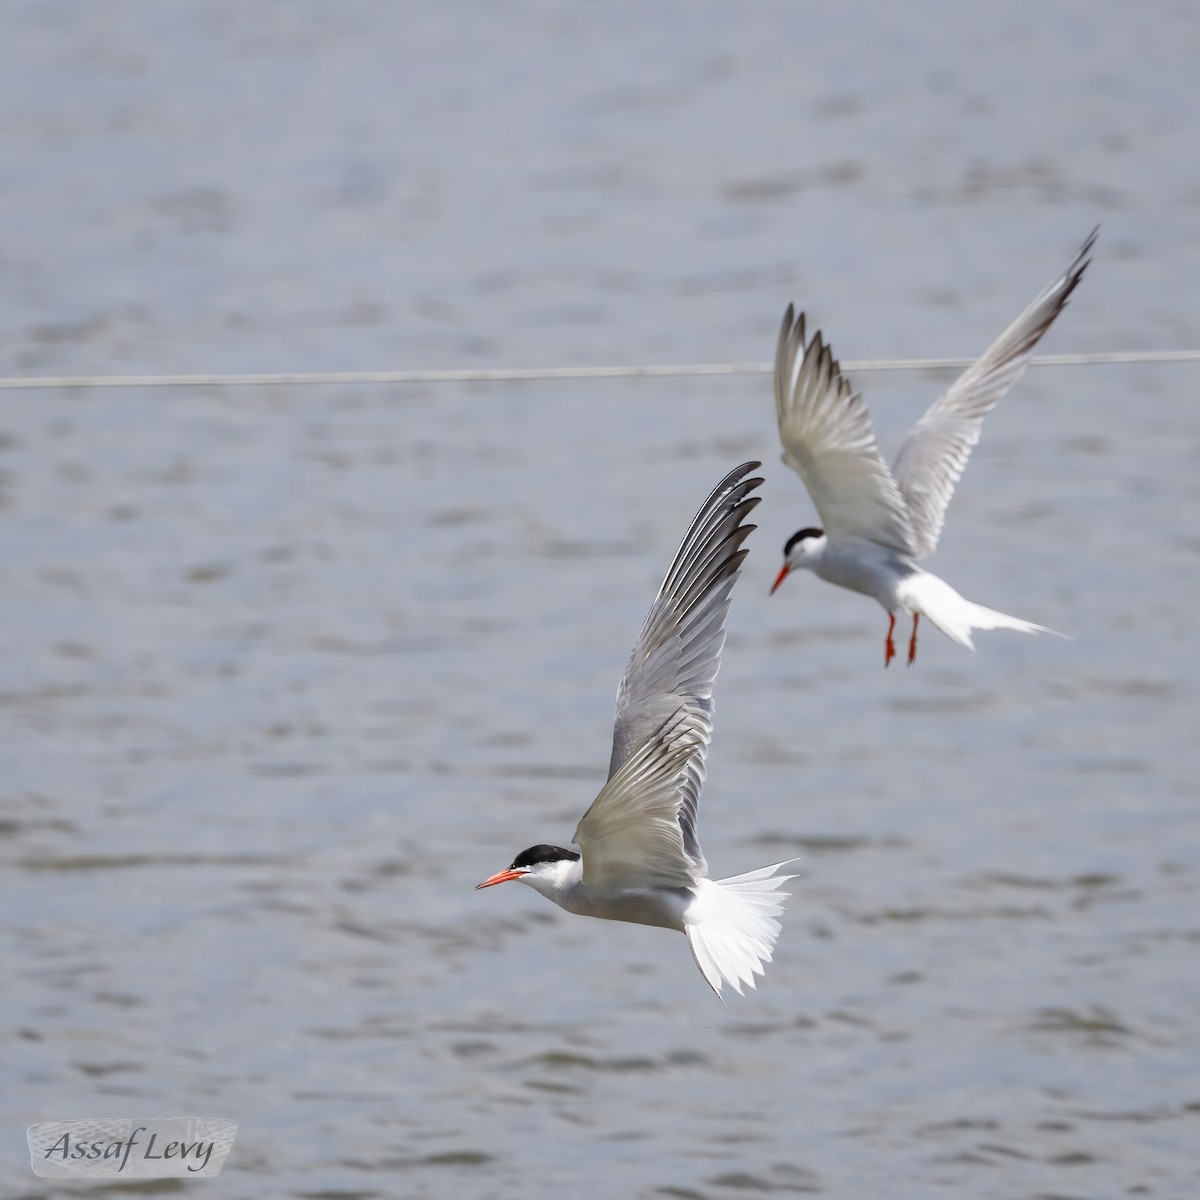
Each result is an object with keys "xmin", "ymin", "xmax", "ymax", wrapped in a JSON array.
[
  {"xmin": 510, "ymin": 844, "xmax": 581, "ymax": 870},
  {"xmin": 783, "ymin": 527, "xmax": 824, "ymax": 556}
]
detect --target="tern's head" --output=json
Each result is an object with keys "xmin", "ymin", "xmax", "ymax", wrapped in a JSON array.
[
  {"xmin": 475, "ymin": 844, "xmax": 581, "ymax": 898},
  {"xmin": 771, "ymin": 527, "xmax": 827, "ymax": 594}
]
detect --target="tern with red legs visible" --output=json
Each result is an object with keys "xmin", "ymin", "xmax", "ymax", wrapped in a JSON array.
[
  {"xmin": 770, "ymin": 230, "xmax": 1095, "ymax": 665},
  {"xmin": 477, "ymin": 462, "xmax": 797, "ymax": 1000}
]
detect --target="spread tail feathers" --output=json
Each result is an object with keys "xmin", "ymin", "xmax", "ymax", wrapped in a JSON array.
[
  {"xmin": 684, "ymin": 861, "xmax": 798, "ymax": 1000},
  {"xmin": 898, "ymin": 571, "xmax": 1066, "ymax": 651}
]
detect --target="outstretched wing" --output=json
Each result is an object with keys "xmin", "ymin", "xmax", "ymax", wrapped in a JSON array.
[
  {"xmin": 576, "ymin": 708, "xmax": 706, "ymax": 889},
  {"xmin": 579, "ymin": 461, "xmax": 763, "ymax": 885},
  {"xmin": 774, "ymin": 305, "xmax": 918, "ymax": 555},
  {"xmin": 892, "ymin": 229, "xmax": 1096, "ymax": 559}
]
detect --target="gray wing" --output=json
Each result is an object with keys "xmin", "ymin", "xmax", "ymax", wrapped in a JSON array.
[
  {"xmin": 775, "ymin": 305, "xmax": 919, "ymax": 555},
  {"xmin": 575, "ymin": 708, "xmax": 707, "ymax": 889},
  {"xmin": 591, "ymin": 460, "xmax": 763, "ymax": 879},
  {"xmin": 892, "ymin": 228, "xmax": 1097, "ymax": 559}
]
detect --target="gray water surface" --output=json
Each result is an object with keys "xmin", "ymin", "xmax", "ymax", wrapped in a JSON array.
[{"xmin": 2, "ymin": 4, "xmax": 1199, "ymax": 1198}]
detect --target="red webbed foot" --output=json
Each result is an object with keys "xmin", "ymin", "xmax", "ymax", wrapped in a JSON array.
[{"xmin": 907, "ymin": 614, "xmax": 920, "ymax": 667}]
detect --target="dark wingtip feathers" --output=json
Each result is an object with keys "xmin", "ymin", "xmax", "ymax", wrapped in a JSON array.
[
  {"xmin": 1060, "ymin": 227, "xmax": 1098, "ymax": 306},
  {"xmin": 656, "ymin": 463, "xmax": 764, "ymax": 630}
]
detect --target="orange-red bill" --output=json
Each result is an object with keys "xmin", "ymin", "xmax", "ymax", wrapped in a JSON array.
[
  {"xmin": 475, "ymin": 867, "xmax": 525, "ymax": 890},
  {"xmin": 770, "ymin": 564, "xmax": 791, "ymax": 595}
]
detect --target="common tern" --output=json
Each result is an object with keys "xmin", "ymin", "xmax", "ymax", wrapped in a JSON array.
[
  {"xmin": 770, "ymin": 230, "xmax": 1095, "ymax": 665},
  {"xmin": 477, "ymin": 462, "xmax": 796, "ymax": 999}
]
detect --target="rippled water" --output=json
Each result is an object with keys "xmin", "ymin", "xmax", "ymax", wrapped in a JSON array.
[{"xmin": 3, "ymin": 4, "xmax": 1199, "ymax": 1199}]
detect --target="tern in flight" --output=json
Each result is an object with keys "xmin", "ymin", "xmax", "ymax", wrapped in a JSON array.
[
  {"xmin": 477, "ymin": 462, "xmax": 797, "ymax": 999},
  {"xmin": 770, "ymin": 229, "xmax": 1095, "ymax": 665}
]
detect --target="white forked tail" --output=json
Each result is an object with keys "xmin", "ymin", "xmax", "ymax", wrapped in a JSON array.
[
  {"xmin": 684, "ymin": 861, "xmax": 798, "ymax": 1000},
  {"xmin": 897, "ymin": 571, "xmax": 1066, "ymax": 652}
]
